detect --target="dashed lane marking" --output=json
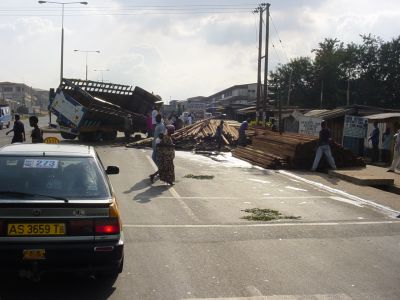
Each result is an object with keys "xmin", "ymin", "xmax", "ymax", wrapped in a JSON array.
[
  {"xmin": 146, "ymin": 155, "xmax": 200, "ymax": 222},
  {"xmin": 182, "ymin": 293, "xmax": 353, "ymax": 299},
  {"xmin": 123, "ymin": 220, "xmax": 400, "ymax": 228}
]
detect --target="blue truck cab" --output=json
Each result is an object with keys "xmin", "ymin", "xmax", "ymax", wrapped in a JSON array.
[{"xmin": 0, "ymin": 105, "xmax": 11, "ymax": 130}]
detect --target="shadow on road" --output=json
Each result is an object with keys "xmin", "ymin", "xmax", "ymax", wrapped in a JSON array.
[
  {"xmin": 133, "ymin": 184, "xmax": 172, "ymax": 203},
  {"xmin": 0, "ymin": 273, "xmax": 116, "ymax": 300},
  {"xmin": 123, "ymin": 178, "xmax": 151, "ymax": 194}
]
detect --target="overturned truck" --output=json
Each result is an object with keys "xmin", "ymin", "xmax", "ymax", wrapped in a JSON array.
[{"xmin": 49, "ymin": 78, "xmax": 159, "ymax": 142}]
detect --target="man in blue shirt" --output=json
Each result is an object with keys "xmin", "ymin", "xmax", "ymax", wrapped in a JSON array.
[
  {"xmin": 238, "ymin": 118, "xmax": 250, "ymax": 146},
  {"xmin": 368, "ymin": 122, "xmax": 380, "ymax": 162},
  {"xmin": 311, "ymin": 120, "xmax": 337, "ymax": 171}
]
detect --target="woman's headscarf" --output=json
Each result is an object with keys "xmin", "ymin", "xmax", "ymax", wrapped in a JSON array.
[{"xmin": 166, "ymin": 125, "xmax": 175, "ymax": 135}]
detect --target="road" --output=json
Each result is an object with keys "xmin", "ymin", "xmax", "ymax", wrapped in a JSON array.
[{"xmin": 0, "ymin": 117, "xmax": 400, "ymax": 300}]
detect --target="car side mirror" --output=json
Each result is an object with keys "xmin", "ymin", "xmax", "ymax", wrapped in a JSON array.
[{"xmin": 106, "ymin": 166, "xmax": 119, "ymax": 175}]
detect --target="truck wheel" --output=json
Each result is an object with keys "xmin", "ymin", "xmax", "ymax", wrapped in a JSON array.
[
  {"xmin": 78, "ymin": 132, "xmax": 96, "ymax": 142},
  {"xmin": 102, "ymin": 130, "xmax": 118, "ymax": 141},
  {"xmin": 61, "ymin": 132, "xmax": 77, "ymax": 140}
]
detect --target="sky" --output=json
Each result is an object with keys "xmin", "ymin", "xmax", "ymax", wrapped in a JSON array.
[{"xmin": 0, "ymin": 0, "xmax": 399, "ymax": 102}]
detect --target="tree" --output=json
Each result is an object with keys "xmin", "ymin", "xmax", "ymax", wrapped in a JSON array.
[{"xmin": 269, "ymin": 57, "xmax": 315, "ymax": 108}]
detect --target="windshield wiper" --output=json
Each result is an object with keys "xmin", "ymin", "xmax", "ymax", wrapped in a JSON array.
[{"xmin": 0, "ymin": 191, "xmax": 69, "ymax": 202}]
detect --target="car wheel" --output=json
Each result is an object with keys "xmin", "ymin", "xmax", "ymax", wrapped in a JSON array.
[
  {"xmin": 6, "ymin": 122, "xmax": 10, "ymax": 128},
  {"xmin": 0, "ymin": 124, "xmax": 3, "ymax": 130}
]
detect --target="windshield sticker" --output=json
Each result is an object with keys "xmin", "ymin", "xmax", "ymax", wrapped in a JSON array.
[
  {"xmin": 6, "ymin": 160, "xmax": 18, "ymax": 166},
  {"xmin": 23, "ymin": 159, "xmax": 59, "ymax": 169}
]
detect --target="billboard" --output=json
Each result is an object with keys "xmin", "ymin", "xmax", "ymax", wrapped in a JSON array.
[{"xmin": 298, "ymin": 116, "xmax": 322, "ymax": 136}]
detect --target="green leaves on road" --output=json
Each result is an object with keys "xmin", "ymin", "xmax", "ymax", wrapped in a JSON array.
[
  {"xmin": 184, "ymin": 174, "xmax": 214, "ymax": 180},
  {"xmin": 242, "ymin": 208, "xmax": 300, "ymax": 221}
]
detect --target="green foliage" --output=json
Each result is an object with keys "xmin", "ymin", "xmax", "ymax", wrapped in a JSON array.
[
  {"xmin": 241, "ymin": 208, "xmax": 300, "ymax": 221},
  {"xmin": 269, "ymin": 34, "xmax": 400, "ymax": 109}
]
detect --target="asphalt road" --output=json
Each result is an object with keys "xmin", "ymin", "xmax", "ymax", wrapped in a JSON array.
[{"xmin": 0, "ymin": 119, "xmax": 400, "ymax": 300}]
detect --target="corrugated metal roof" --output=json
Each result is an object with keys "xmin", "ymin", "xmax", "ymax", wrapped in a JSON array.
[
  {"xmin": 304, "ymin": 108, "xmax": 356, "ymax": 119},
  {"xmin": 365, "ymin": 113, "xmax": 400, "ymax": 120}
]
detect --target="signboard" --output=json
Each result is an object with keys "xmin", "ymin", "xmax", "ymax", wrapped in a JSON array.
[
  {"xmin": 298, "ymin": 116, "xmax": 322, "ymax": 136},
  {"xmin": 342, "ymin": 115, "xmax": 368, "ymax": 156},
  {"xmin": 343, "ymin": 115, "xmax": 368, "ymax": 138}
]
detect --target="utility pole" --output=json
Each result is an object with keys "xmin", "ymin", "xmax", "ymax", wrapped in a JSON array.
[
  {"xmin": 253, "ymin": 5, "xmax": 263, "ymax": 125},
  {"xmin": 287, "ymin": 68, "xmax": 293, "ymax": 106},
  {"xmin": 346, "ymin": 78, "xmax": 350, "ymax": 106},
  {"xmin": 320, "ymin": 80, "xmax": 324, "ymax": 109},
  {"xmin": 262, "ymin": 3, "xmax": 270, "ymax": 126}
]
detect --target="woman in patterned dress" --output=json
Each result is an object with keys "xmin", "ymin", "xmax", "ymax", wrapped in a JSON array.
[{"xmin": 157, "ymin": 125, "xmax": 175, "ymax": 185}]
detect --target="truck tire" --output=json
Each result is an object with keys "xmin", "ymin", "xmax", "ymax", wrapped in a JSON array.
[
  {"xmin": 78, "ymin": 132, "xmax": 96, "ymax": 142},
  {"xmin": 102, "ymin": 130, "xmax": 118, "ymax": 141},
  {"xmin": 61, "ymin": 132, "xmax": 77, "ymax": 140}
]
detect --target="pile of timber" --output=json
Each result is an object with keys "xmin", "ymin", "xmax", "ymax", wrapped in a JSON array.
[
  {"xmin": 126, "ymin": 119, "xmax": 240, "ymax": 151},
  {"xmin": 232, "ymin": 129, "xmax": 365, "ymax": 170}
]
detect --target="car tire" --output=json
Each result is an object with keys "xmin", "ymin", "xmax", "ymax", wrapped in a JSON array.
[
  {"xmin": 6, "ymin": 122, "xmax": 10, "ymax": 129},
  {"xmin": 0, "ymin": 124, "xmax": 3, "ymax": 130},
  {"xmin": 61, "ymin": 132, "xmax": 77, "ymax": 140}
]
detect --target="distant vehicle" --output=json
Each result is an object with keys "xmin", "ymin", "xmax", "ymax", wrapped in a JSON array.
[
  {"xmin": 49, "ymin": 78, "xmax": 158, "ymax": 142},
  {"xmin": 0, "ymin": 105, "xmax": 11, "ymax": 130},
  {"xmin": 0, "ymin": 143, "xmax": 124, "ymax": 280}
]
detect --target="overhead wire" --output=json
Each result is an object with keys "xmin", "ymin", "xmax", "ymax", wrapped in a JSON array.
[{"xmin": 269, "ymin": 12, "xmax": 290, "ymax": 63}]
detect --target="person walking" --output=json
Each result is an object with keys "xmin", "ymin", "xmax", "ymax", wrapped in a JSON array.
[
  {"xmin": 29, "ymin": 116, "xmax": 44, "ymax": 143},
  {"xmin": 382, "ymin": 127, "xmax": 392, "ymax": 163},
  {"xmin": 6, "ymin": 114, "xmax": 25, "ymax": 143},
  {"xmin": 215, "ymin": 120, "xmax": 224, "ymax": 151},
  {"xmin": 151, "ymin": 105, "xmax": 158, "ymax": 132},
  {"xmin": 157, "ymin": 125, "xmax": 176, "ymax": 185},
  {"xmin": 387, "ymin": 129, "xmax": 400, "ymax": 173},
  {"xmin": 149, "ymin": 114, "xmax": 165, "ymax": 182},
  {"xmin": 311, "ymin": 120, "xmax": 337, "ymax": 171},
  {"xmin": 368, "ymin": 122, "xmax": 380, "ymax": 163},
  {"xmin": 146, "ymin": 111, "xmax": 153, "ymax": 137},
  {"xmin": 238, "ymin": 118, "xmax": 249, "ymax": 146}
]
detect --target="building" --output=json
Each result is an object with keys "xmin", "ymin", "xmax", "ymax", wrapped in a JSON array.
[
  {"xmin": 206, "ymin": 83, "xmax": 258, "ymax": 118},
  {"xmin": 0, "ymin": 82, "xmax": 49, "ymax": 112}
]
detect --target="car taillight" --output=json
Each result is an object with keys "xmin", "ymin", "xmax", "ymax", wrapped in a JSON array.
[
  {"xmin": 95, "ymin": 218, "xmax": 120, "ymax": 235},
  {"xmin": 68, "ymin": 220, "xmax": 94, "ymax": 235}
]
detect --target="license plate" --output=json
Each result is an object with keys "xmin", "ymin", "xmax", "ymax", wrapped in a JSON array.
[
  {"xmin": 23, "ymin": 249, "xmax": 45, "ymax": 260},
  {"xmin": 7, "ymin": 223, "xmax": 65, "ymax": 236}
]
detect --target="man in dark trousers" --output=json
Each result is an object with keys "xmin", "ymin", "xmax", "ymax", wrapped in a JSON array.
[
  {"xmin": 311, "ymin": 120, "xmax": 337, "ymax": 171},
  {"xmin": 29, "ymin": 116, "xmax": 44, "ymax": 143},
  {"xmin": 238, "ymin": 118, "xmax": 250, "ymax": 146},
  {"xmin": 368, "ymin": 122, "xmax": 380, "ymax": 162},
  {"xmin": 6, "ymin": 114, "xmax": 25, "ymax": 143}
]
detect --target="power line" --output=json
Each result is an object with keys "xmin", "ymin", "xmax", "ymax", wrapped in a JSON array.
[{"xmin": 269, "ymin": 12, "xmax": 290, "ymax": 63}]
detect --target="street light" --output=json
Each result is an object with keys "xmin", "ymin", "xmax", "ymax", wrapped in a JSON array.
[
  {"xmin": 38, "ymin": 1, "xmax": 88, "ymax": 83},
  {"xmin": 74, "ymin": 50, "xmax": 100, "ymax": 81},
  {"xmin": 93, "ymin": 69, "xmax": 110, "ymax": 83}
]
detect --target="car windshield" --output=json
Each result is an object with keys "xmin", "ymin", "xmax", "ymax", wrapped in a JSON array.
[{"xmin": 0, "ymin": 156, "xmax": 111, "ymax": 200}]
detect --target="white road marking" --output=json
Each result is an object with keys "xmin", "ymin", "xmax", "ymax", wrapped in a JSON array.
[
  {"xmin": 183, "ymin": 293, "xmax": 353, "ymax": 299},
  {"xmin": 249, "ymin": 178, "xmax": 271, "ymax": 184},
  {"xmin": 123, "ymin": 220, "xmax": 400, "ymax": 228},
  {"xmin": 278, "ymin": 170, "xmax": 400, "ymax": 218},
  {"xmin": 246, "ymin": 286, "xmax": 263, "ymax": 296},
  {"xmin": 131, "ymin": 196, "xmax": 331, "ymax": 200},
  {"xmin": 146, "ymin": 155, "xmax": 200, "ymax": 222},
  {"xmin": 285, "ymin": 186, "xmax": 308, "ymax": 192},
  {"xmin": 329, "ymin": 196, "xmax": 363, "ymax": 208}
]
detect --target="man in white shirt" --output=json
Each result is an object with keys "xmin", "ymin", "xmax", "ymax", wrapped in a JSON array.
[
  {"xmin": 388, "ymin": 129, "xmax": 400, "ymax": 173},
  {"xmin": 151, "ymin": 105, "xmax": 158, "ymax": 131}
]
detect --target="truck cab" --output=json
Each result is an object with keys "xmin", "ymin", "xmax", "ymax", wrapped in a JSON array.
[{"xmin": 0, "ymin": 105, "xmax": 11, "ymax": 130}]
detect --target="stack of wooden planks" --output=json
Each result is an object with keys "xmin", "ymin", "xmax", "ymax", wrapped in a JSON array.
[
  {"xmin": 232, "ymin": 129, "xmax": 365, "ymax": 170},
  {"xmin": 126, "ymin": 119, "xmax": 240, "ymax": 151},
  {"xmin": 172, "ymin": 119, "xmax": 239, "ymax": 151}
]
